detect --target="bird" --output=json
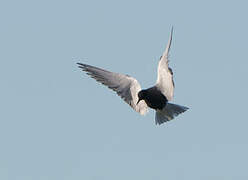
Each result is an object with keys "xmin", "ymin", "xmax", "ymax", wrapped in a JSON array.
[{"xmin": 77, "ymin": 28, "xmax": 188, "ymax": 125}]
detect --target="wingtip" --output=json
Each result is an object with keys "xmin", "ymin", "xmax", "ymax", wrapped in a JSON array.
[
  {"xmin": 77, "ymin": 62, "xmax": 87, "ymax": 71},
  {"xmin": 77, "ymin": 62, "xmax": 86, "ymax": 67},
  {"xmin": 163, "ymin": 27, "xmax": 173, "ymax": 57},
  {"xmin": 170, "ymin": 26, "xmax": 173, "ymax": 41},
  {"xmin": 77, "ymin": 62, "xmax": 84, "ymax": 66}
]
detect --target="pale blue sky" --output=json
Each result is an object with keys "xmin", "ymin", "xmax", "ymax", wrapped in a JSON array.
[{"xmin": 1, "ymin": 0, "xmax": 248, "ymax": 179}]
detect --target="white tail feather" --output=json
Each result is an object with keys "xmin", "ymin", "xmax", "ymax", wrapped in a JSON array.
[{"xmin": 155, "ymin": 103, "xmax": 189, "ymax": 125}]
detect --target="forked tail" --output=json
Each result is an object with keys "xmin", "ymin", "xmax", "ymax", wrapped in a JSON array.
[{"xmin": 155, "ymin": 103, "xmax": 189, "ymax": 125}]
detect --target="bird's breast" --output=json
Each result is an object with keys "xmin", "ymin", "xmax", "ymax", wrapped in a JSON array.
[{"xmin": 144, "ymin": 87, "xmax": 168, "ymax": 110}]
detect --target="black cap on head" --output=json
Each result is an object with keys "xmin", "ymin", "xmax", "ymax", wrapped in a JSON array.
[{"xmin": 137, "ymin": 90, "xmax": 146, "ymax": 105}]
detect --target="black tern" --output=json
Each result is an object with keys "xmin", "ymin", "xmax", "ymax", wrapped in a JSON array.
[{"xmin": 77, "ymin": 28, "xmax": 188, "ymax": 125}]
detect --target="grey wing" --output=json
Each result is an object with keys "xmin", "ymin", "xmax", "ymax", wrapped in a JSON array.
[
  {"xmin": 155, "ymin": 27, "xmax": 174, "ymax": 101},
  {"xmin": 77, "ymin": 63, "xmax": 148, "ymax": 115}
]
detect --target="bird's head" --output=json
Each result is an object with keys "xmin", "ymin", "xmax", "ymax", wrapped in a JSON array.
[{"xmin": 137, "ymin": 90, "xmax": 147, "ymax": 105}]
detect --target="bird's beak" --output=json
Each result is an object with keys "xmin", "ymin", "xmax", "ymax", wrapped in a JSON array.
[{"xmin": 136, "ymin": 98, "xmax": 141, "ymax": 105}]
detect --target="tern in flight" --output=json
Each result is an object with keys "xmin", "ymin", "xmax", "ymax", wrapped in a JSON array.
[{"xmin": 77, "ymin": 28, "xmax": 188, "ymax": 125}]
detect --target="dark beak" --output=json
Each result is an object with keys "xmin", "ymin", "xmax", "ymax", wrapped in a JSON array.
[{"xmin": 136, "ymin": 98, "xmax": 141, "ymax": 105}]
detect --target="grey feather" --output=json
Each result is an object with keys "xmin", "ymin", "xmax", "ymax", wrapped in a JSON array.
[
  {"xmin": 155, "ymin": 103, "xmax": 189, "ymax": 125},
  {"xmin": 77, "ymin": 63, "xmax": 148, "ymax": 115}
]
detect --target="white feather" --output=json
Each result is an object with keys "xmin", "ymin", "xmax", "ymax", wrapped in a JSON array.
[
  {"xmin": 78, "ymin": 63, "xmax": 148, "ymax": 115},
  {"xmin": 156, "ymin": 28, "xmax": 174, "ymax": 101}
]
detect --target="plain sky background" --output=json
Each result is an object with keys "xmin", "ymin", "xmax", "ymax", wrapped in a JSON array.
[{"xmin": 1, "ymin": 0, "xmax": 248, "ymax": 179}]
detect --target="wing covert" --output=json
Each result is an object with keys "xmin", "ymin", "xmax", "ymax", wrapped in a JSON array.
[{"xmin": 77, "ymin": 63, "xmax": 148, "ymax": 115}]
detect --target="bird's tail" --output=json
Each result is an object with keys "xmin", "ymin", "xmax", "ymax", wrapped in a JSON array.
[{"xmin": 155, "ymin": 103, "xmax": 189, "ymax": 125}]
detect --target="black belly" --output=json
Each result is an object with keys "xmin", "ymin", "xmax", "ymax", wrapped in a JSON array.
[{"xmin": 144, "ymin": 87, "xmax": 168, "ymax": 110}]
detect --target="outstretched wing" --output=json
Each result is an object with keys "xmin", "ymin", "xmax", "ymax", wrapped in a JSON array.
[
  {"xmin": 77, "ymin": 63, "xmax": 148, "ymax": 115},
  {"xmin": 155, "ymin": 27, "xmax": 174, "ymax": 101}
]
